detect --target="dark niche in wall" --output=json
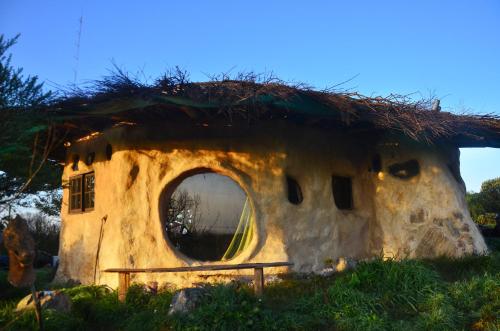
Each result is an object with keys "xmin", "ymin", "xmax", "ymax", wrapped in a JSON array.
[
  {"xmin": 387, "ymin": 159, "xmax": 420, "ymax": 179},
  {"xmin": 85, "ymin": 152, "xmax": 95, "ymax": 166},
  {"xmin": 286, "ymin": 176, "xmax": 303, "ymax": 205},
  {"xmin": 332, "ymin": 176, "xmax": 353, "ymax": 210},
  {"xmin": 71, "ymin": 155, "xmax": 80, "ymax": 171},
  {"xmin": 126, "ymin": 164, "xmax": 140, "ymax": 190},
  {"xmin": 369, "ymin": 154, "xmax": 382, "ymax": 172},
  {"xmin": 105, "ymin": 144, "xmax": 113, "ymax": 160}
]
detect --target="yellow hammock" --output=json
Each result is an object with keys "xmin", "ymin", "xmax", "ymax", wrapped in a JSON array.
[{"xmin": 221, "ymin": 197, "xmax": 254, "ymax": 261}]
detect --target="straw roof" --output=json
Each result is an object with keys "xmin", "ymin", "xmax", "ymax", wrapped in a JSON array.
[{"xmin": 37, "ymin": 70, "xmax": 500, "ymax": 149}]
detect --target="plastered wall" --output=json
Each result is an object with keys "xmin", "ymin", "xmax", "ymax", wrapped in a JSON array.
[{"xmin": 55, "ymin": 122, "xmax": 487, "ymax": 288}]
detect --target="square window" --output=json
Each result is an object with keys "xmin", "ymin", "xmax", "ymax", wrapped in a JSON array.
[{"xmin": 69, "ymin": 172, "xmax": 95, "ymax": 213}]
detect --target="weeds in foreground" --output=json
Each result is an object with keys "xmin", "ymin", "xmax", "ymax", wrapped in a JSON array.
[{"xmin": 1, "ymin": 239, "xmax": 499, "ymax": 330}]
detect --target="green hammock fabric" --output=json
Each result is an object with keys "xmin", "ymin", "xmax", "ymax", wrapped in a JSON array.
[{"xmin": 221, "ymin": 198, "xmax": 254, "ymax": 260}]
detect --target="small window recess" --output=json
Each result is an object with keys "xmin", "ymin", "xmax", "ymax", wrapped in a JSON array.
[
  {"xmin": 71, "ymin": 155, "xmax": 80, "ymax": 171},
  {"xmin": 105, "ymin": 144, "xmax": 113, "ymax": 160},
  {"xmin": 370, "ymin": 154, "xmax": 382, "ymax": 172},
  {"xmin": 332, "ymin": 176, "xmax": 353, "ymax": 210},
  {"xmin": 387, "ymin": 159, "xmax": 420, "ymax": 179},
  {"xmin": 85, "ymin": 152, "xmax": 95, "ymax": 166},
  {"xmin": 69, "ymin": 172, "xmax": 95, "ymax": 213},
  {"xmin": 286, "ymin": 176, "xmax": 303, "ymax": 205}
]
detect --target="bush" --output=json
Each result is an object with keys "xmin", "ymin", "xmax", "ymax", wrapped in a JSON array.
[
  {"xmin": 172, "ymin": 284, "xmax": 267, "ymax": 331},
  {"xmin": 449, "ymin": 274, "xmax": 500, "ymax": 330}
]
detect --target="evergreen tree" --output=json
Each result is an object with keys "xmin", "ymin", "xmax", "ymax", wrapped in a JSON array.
[
  {"xmin": 0, "ymin": 34, "xmax": 61, "ymax": 216},
  {"xmin": 0, "ymin": 34, "xmax": 51, "ymax": 108}
]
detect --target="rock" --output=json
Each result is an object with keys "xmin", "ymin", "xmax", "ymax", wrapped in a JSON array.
[
  {"xmin": 319, "ymin": 267, "xmax": 336, "ymax": 276},
  {"xmin": 145, "ymin": 281, "xmax": 158, "ymax": 295},
  {"xmin": 16, "ymin": 291, "xmax": 72, "ymax": 313},
  {"xmin": 320, "ymin": 257, "xmax": 357, "ymax": 276},
  {"xmin": 265, "ymin": 274, "xmax": 282, "ymax": 284},
  {"xmin": 336, "ymin": 257, "xmax": 356, "ymax": 272},
  {"xmin": 168, "ymin": 287, "xmax": 207, "ymax": 315}
]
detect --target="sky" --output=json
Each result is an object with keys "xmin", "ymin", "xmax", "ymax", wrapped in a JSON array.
[
  {"xmin": 175, "ymin": 173, "xmax": 247, "ymax": 234},
  {"xmin": 1, "ymin": 0, "xmax": 499, "ymax": 192}
]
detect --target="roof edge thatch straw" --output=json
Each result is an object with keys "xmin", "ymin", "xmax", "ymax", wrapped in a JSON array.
[{"xmin": 8, "ymin": 68, "xmax": 500, "ymax": 151}]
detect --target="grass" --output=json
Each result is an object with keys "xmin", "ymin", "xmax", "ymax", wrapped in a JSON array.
[{"xmin": 0, "ymin": 238, "xmax": 499, "ymax": 330}]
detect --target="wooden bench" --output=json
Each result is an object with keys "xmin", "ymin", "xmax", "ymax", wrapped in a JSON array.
[{"xmin": 104, "ymin": 262, "xmax": 293, "ymax": 302}]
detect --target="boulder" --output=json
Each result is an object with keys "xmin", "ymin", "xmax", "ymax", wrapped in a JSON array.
[
  {"xmin": 16, "ymin": 291, "xmax": 72, "ymax": 313},
  {"xmin": 168, "ymin": 287, "xmax": 207, "ymax": 315},
  {"xmin": 320, "ymin": 257, "xmax": 357, "ymax": 276}
]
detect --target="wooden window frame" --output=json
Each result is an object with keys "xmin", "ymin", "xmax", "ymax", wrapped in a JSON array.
[{"xmin": 69, "ymin": 172, "xmax": 95, "ymax": 213}]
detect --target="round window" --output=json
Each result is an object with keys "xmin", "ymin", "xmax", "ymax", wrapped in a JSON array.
[{"xmin": 163, "ymin": 172, "xmax": 253, "ymax": 261}]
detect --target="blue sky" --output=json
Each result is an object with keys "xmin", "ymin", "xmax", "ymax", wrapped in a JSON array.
[{"xmin": 1, "ymin": 0, "xmax": 499, "ymax": 191}]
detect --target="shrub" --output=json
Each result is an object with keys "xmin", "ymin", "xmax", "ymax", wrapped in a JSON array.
[
  {"xmin": 0, "ymin": 239, "xmax": 498, "ymax": 330},
  {"xmin": 172, "ymin": 284, "xmax": 266, "ymax": 331},
  {"xmin": 449, "ymin": 274, "xmax": 500, "ymax": 330}
]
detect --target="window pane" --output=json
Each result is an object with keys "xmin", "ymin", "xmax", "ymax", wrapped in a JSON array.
[
  {"xmin": 165, "ymin": 173, "xmax": 251, "ymax": 261},
  {"xmin": 83, "ymin": 173, "xmax": 95, "ymax": 210},
  {"xmin": 84, "ymin": 174, "xmax": 95, "ymax": 193},
  {"xmin": 70, "ymin": 194, "xmax": 82, "ymax": 211},
  {"xmin": 70, "ymin": 176, "xmax": 83, "ymax": 211},
  {"xmin": 70, "ymin": 178, "xmax": 81, "ymax": 194},
  {"xmin": 84, "ymin": 193, "xmax": 94, "ymax": 209}
]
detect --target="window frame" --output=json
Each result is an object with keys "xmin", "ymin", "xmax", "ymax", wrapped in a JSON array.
[{"xmin": 69, "ymin": 172, "xmax": 95, "ymax": 213}]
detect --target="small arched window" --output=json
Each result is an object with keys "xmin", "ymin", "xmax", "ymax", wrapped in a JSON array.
[
  {"xmin": 332, "ymin": 176, "xmax": 353, "ymax": 210},
  {"xmin": 286, "ymin": 176, "xmax": 303, "ymax": 205}
]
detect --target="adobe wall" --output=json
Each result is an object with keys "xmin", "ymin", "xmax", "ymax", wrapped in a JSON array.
[
  {"xmin": 55, "ymin": 122, "xmax": 487, "ymax": 288},
  {"xmin": 373, "ymin": 143, "xmax": 486, "ymax": 258}
]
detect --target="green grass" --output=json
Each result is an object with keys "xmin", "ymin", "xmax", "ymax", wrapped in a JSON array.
[{"xmin": 1, "ymin": 239, "xmax": 499, "ymax": 330}]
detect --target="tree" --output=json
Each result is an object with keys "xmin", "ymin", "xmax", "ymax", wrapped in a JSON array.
[
  {"xmin": 0, "ymin": 34, "xmax": 51, "ymax": 108},
  {"xmin": 166, "ymin": 189, "xmax": 202, "ymax": 236},
  {"xmin": 479, "ymin": 177, "xmax": 500, "ymax": 214},
  {"xmin": 466, "ymin": 177, "xmax": 500, "ymax": 227},
  {"xmin": 0, "ymin": 34, "xmax": 61, "ymax": 216},
  {"xmin": 466, "ymin": 191, "xmax": 486, "ymax": 221}
]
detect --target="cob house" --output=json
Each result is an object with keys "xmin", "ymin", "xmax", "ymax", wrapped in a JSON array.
[{"xmin": 39, "ymin": 74, "xmax": 499, "ymax": 288}]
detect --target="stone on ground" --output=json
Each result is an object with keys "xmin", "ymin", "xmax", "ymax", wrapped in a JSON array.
[
  {"xmin": 16, "ymin": 291, "xmax": 72, "ymax": 313},
  {"xmin": 168, "ymin": 287, "xmax": 207, "ymax": 315}
]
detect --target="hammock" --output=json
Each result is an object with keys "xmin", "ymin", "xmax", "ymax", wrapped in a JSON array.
[{"xmin": 221, "ymin": 197, "xmax": 254, "ymax": 260}]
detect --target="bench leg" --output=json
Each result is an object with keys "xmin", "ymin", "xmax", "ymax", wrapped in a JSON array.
[
  {"xmin": 118, "ymin": 272, "xmax": 130, "ymax": 302},
  {"xmin": 254, "ymin": 267, "xmax": 264, "ymax": 296}
]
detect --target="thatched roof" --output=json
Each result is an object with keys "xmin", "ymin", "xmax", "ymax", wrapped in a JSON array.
[{"xmin": 35, "ymin": 70, "xmax": 500, "ymax": 150}]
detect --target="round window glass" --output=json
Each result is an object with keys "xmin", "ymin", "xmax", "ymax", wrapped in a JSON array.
[{"xmin": 164, "ymin": 172, "xmax": 253, "ymax": 261}]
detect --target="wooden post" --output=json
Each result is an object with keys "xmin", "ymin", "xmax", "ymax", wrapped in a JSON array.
[
  {"xmin": 31, "ymin": 284, "xmax": 43, "ymax": 330},
  {"xmin": 118, "ymin": 272, "xmax": 130, "ymax": 302},
  {"xmin": 253, "ymin": 267, "xmax": 264, "ymax": 296}
]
